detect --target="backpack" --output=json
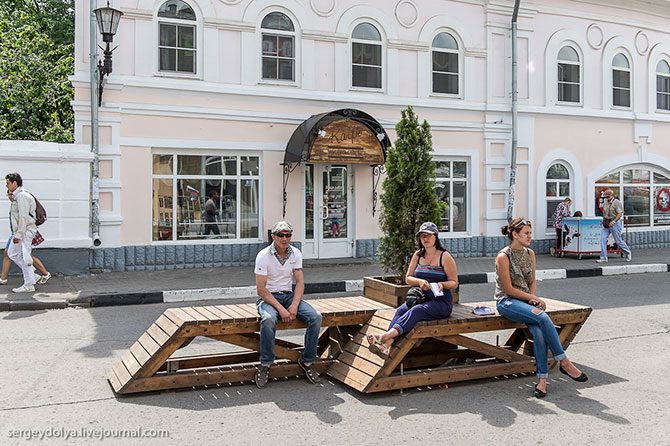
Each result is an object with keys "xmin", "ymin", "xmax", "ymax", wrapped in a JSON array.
[{"xmin": 28, "ymin": 193, "xmax": 47, "ymax": 226}]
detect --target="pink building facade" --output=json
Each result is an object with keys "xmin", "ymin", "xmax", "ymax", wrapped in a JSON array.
[{"xmin": 72, "ymin": 0, "xmax": 670, "ymax": 270}]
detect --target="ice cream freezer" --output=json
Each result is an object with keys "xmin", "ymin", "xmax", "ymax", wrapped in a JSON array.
[{"xmin": 556, "ymin": 217, "xmax": 627, "ymax": 259}]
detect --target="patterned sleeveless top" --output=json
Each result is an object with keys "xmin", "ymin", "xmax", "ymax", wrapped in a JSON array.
[
  {"xmin": 415, "ymin": 251, "xmax": 451, "ymax": 301},
  {"xmin": 494, "ymin": 246, "xmax": 534, "ymax": 299}
]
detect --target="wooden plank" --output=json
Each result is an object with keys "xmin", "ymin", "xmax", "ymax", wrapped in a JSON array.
[
  {"xmin": 121, "ymin": 349, "xmax": 142, "ymax": 377},
  {"xmin": 154, "ymin": 314, "xmax": 181, "ymax": 336},
  {"xmin": 162, "ymin": 308, "xmax": 188, "ymax": 326},
  {"xmin": 328, "ymin": 298, "xmax": 365, "ymax": 313},
  {"xmin": 111, "ymin": 358, "xmax": 133, "ymax": 387},
  {"xmin": 106, "ymin": 366, "xmax": 124, "ymax": 393},
  {"xmin": 320, "ymin": 298, "xmax": 356, "ymax": 314},
  {"xmin": 209, "ymin": 334, "xmax": 301, "ymax": 362},
  {"xmin": 168, "ymin": 307, "xmax": 197, "ymax": 325},
  {"xmin": 129, "ymin": 341, "xmax": 152, "ymax": 366},
  {"xmin": 212, "ymin": 305, "xmax": 242, "ymax": 321},
  {"xmin": 346, "ymin": 295, "xmax": 394, "ymax": 311},
  {"xmin": 180, "ymin": 307, "xmax": 212, "ymax": 324},
  {"xmin": 203, "ymin": 305, "xmax": 233, "ymax": 322},
  {"xmin": 363, "ymin": 287, "xmax": 400, "ymax": 307},
  {"xmin": 136, "ymin": 336, "xmax": 190, "ymax": 378},
  {"xmin": 336, "ymin": 351, "xmax": 382, "ymax": 377},
  {"xmin": 138, "ymin": 332, "xmax": 162, "ymax": 356},
  {"xmin": 368, "ymin": 360, "xmax": 536, "ymax": 393},
  {"xmin": 311, "ymin": 299, "xmax": 345, "ymax": 315},
  {"xmin": 146, "ymin": 323, "xmax": 171, "ymax": 346},
  {"xmin": 221, "ymin": 305, "xmax": 250, "ymax": 321},
  {"xmin": 121, "ymin": 359, "xmax": 333, "ymax": 394},
  {"xmin": 376, "ymin": 336, "xmax": 422, "ymax": 378},
  {"xmin": 229, "ymin": 304, "xmax": 259, "ymax": 320},
  {"xmin": 437, "ymin": 335, "xmax": 532, "ymax": 363},
  {"xmin": 163, "ymin": 351, "xmax": 260, "ymax": 372},
  {"xmin": 327, "ymin": 361, "xmax": 374, "ymax": 391},
  {"xmin": 191, "ymin": 306, "xmax": 220, "ymax": 321}
]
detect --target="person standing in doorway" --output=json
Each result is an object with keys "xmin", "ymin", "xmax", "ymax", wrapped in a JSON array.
[
  {"xmin": 5, "ymin": 172, "xmax": 38, "ymax": 293},
  {"xmin": 203, "ymin": 190, "xmax": 220, "ymax": 237},
  {"xmin": 597, "ymin": 189, "xmax": 632, "ymax": 263},
  {"xmin": 253, "ymin": 221, "xmax": 322, "ymax": 388}
]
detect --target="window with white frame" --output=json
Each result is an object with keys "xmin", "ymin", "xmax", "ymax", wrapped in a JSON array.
[
  {"xmin": 158, "ymin": 0, "xmax": 196, "ymax": 74},
  {"xmin": 557, "ymin": 46, "xmax": 580, "ymax": 103},
  {"xmin": 152, "ymin": 154, "xmax": 261, "ymax": 241},
  {"xmin": 432, "ymin": 33, "xmax": 459, "ymax": 95},
  {"xmin": 435, "ymin": 161, "xmax": 467, "ymax": 232},
  {"xmin": 261, "ymin": 12, "xmax": 295, "ymax": 81},
  {"xmin": 545, "ymin": 163, "xmax": 571, "ymax": 231},
  {"xmin": 612, "ymin": 53, "xmax": 631, "ymax": 108},
  {"xmin": 351, "ymin": 22, "xmax": 382, "ymax": 89},
  {"xmin": 657, "ymin": 60, "xmax": 670, "ymax": 111},
  {"xmin": 595, "ymin": 167, "xmax": 670, "ymax": 227}
]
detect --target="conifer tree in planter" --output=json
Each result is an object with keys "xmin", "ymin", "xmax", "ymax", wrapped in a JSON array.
[{"xmin": 364, "ymin": 106, "xmax": 444, "ymax": 307}]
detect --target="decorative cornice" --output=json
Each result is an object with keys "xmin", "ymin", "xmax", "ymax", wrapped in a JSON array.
[
  {"xmin": 387, "ymin": 39, "xmax": 429, "ymax": 51},
  {"xmin": 119, "ymin": 8, "xmax": 152, "ymax": 20},
  {"xmin": 302, "ymin": 30, "xmax": 348, "ymax": 43},
  {"xmin": 464, "ymin": 47, "xmax": 488, "ymax": 58}
]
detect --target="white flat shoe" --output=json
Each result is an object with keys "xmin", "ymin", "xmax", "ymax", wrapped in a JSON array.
[{"xmin": 12, "ymin": 285, "xmax": 35, "ymax": 293}]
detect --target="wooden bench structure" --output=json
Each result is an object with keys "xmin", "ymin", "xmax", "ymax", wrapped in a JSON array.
[
  {"xmin": 107, "ymin": 296, "xmax": 591, "ymax": 395},
  {"xmin": 106, "ymin": 296, "xmax": 391, "ymax": 394}
]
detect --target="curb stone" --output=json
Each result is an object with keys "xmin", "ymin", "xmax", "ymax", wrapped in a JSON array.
[{"xmin": 1, "ymin": 264, "xmax": 668, "ymax": 312}]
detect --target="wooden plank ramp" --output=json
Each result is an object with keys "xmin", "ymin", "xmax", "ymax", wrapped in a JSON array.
[
  {"xmin": 107, "ymin": 296, "xmax": 390, "ymax": 394},
  {"xmin": 327, "ymin": 299, "xmax": 592, "ymax": 393}
]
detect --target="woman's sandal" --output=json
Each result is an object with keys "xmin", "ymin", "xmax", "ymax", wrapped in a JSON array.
[{"xmin": 534, "ymin": 384, "xmax": 547, "ymax": 399}]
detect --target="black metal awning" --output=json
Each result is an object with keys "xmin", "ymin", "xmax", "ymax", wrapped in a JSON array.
[{"xmin": 283, "ymin": 108, "xmax": 390, "ymax": 165}]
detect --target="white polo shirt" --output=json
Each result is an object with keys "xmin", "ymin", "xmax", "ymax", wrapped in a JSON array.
[{"xmin": 254, "ymin": 243, "xmax": 303, "ymax": 293}]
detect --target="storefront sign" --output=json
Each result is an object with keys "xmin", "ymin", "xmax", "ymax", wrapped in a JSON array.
[
  {"xmin": 654, "ymin": 187, "xmax": 670, "ymax": 226},
  {"xmin": 309, "ymin": 119, "xmax": 385, "ymax": 165}
]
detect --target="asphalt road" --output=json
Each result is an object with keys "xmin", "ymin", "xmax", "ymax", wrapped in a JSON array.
[{"xmin": 0, "ymin": 273, "xmax": 668, "ymax": 445}]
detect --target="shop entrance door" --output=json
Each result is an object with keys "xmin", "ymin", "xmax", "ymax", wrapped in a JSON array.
[{"xmin": 303, "ymin": 164, "xmax": 353, "ymax": 259}]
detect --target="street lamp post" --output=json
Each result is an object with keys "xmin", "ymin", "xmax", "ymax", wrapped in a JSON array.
[{"xmin": 89, "ymin": 1, "xmax": 123, "ymax": 248}]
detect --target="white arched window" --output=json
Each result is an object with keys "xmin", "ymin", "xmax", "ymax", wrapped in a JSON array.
[
  {"xmin": 612, "ymin": 53, "xmax": 631, "ymax": 108},
  {"xmin": 261, "ymin": 12, "xmax": 295, "ymax": 81},
  {"xmin": 158, "ymin": 0, "xmax": 197, "ymax": 74},
  {"xmin": 557, "ymin": 46, "xmax": 580, "ymax": 103},
  {"xmin": 351, "ymin": 23, "xmax": 382, "ymax": 89},
  {"xmin": 657, "ymin": 60, "xmax": 670, "ymax": 111},
  {"xmin": 432, "ymin": 33, "xmax": 459, "ymax": 95},
  {"xmin": 545, "ymin": 163, "xmax": 571, "ymax": 230}
]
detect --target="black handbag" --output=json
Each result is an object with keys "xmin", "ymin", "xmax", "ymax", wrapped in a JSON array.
[{"xmin": 405, "ymin": 287, "xmax": 427, "ymax": 308}]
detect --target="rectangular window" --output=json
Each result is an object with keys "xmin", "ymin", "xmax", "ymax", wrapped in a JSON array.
[
  {"xmin": 159, "ymin": 23, "xmax": 196, "ymax": 74},
  {"xmin": 262, "ymin": 34, "xmax": 295, "ymax": 81},
  {"xmin": 432, "ymin": 51, "xmax": 459, "ymax": 95},
  {"xmin": 152, "ymin": 154, "xmax": 260, "ymax": 241},
  {"xmin": 613, "ymin": 69, "xmax": 631, "ymax": 107},
  {"xmin": 654, "ymin": 186, "xmax": 670, "ymax": 226},
  {"xmin": 352, "ymin": 42, "xmax": 382, "ymax": 89},
  {"xmin": 657, "ymin": 75, "xmax": 670, "ymax": 110},
  {"xmin": 558, "ymin": 63, "xmax": 580, "ymax": 103},
  {"xmin": 624, "ymin": 186, "xmax": 650, "ymax": 227},
  {"xmin": 435, "ymin": 160, "xmax": 468, "ymax": 233}
]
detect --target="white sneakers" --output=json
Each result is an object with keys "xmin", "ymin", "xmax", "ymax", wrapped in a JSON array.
[
  {"xmin": 596, "ymin": 258, "xmax": 608, "ymax": 263},
  {"xmin": 0, "ymin": 278, "xmax": 7, "ymax": 285},
  {"xmin": 625, "ymin": 252, "xmax": 632, "ymax": 262},
  {"xmin": 12, "ymin": 284, "xmax": 35, "ymax": 293}
]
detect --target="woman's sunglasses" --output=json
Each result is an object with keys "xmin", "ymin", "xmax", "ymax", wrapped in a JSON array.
[{"xmin": 275, "ymin": 232, "xmax": 293, "ymax": 238}]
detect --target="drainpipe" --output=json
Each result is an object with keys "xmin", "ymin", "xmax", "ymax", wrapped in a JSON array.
[
  {"xmin": 506, "ymin": 0, "xmax": 521, "ymax": 223},
  {"xmin": 90, "ymin": 0, "xmax": 101, "ymax": 247}
]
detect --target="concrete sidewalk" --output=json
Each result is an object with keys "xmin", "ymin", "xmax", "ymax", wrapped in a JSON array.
[{"xmin": 0, "ymin": 248, "xmax": 668, "ymax": 311}]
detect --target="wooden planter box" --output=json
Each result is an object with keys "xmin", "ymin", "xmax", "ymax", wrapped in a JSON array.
[
  {"xmin": 364, "ymin": 276, "xmax": 461, "ymax": 308},
  {"xmin": 363, "ymin": 276, "xmax": 410, "ymax": 308}
]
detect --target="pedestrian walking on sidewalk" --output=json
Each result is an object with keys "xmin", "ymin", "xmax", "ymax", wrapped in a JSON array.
[
  {"xmin": 0, "ymin": 189, "xmax": 51, "ymax": 287},
  {"xmin": 597, "ymin": 189, "xmax": 632, "ymax": 263},
  {"xmin": 367, "ymin": 222, "xmax": 458, "ymax": 359},
  {"xmin": 495, "ymin": 217, "xmax": 588, "ymax": 398},
  {"xmin": 253, "ymin": 221, "xmax": 322, "ymax": 388},
  {"xmin": 5, "ymin": 173, "xmax": 38, "ymax": 293}
]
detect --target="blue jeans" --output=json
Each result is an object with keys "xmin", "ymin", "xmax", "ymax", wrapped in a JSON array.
[
  {"xmin": 256, "ymin": 293, "xmax": 322, "ymax": 366},
  {"xmin": 600, "ymin": 220, "xmax": 631, "ymax": 260},
  {"xmin": 496, "ymin": 297, "xmax": 567, "ymax": 378}
]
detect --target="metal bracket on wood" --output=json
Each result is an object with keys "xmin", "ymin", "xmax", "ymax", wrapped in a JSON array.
[
  {"xmin": 166, "ymin": 360, "xmax": 179, "ymax": 375},
  {"xmin": 281, "ymin": 162, "xmax": 300, "ymax": 218},
  {"xmin": 372, "ymin": 164, "xmax": 385, "ymax": 216}
]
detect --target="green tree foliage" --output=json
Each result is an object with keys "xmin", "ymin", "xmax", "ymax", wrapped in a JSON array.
[
  {"xmin": 0, "ymin": 0, "xmax": 74, "ymax": 143},
  {"xmin": 378, "ymin": 106, "xmax": 444, "ymax": 277}
]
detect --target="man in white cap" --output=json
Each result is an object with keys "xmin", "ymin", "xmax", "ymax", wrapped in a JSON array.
[{"xmin": 253, "ymin": 220, "xmax": 322, "ymax": 388}]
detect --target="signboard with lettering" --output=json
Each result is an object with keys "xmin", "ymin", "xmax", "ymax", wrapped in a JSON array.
[{"xmin": 309, "ymin": 119, "xmax": 385, "ymax": 165}]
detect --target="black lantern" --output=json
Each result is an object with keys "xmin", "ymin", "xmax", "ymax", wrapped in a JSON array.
[{"xmin": 94, "ymin": 1, "xmax": 123, "ymax": 106}]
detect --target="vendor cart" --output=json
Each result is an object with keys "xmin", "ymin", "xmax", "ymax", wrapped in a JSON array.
[{"xmin": 556, "ymin": 216, "xmax": 628, "ymax": 259}]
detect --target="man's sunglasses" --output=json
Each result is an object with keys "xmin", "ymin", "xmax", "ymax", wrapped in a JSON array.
[{"xmin": 275, "ymin": 232, "xmax": 293, "ymax": 238}]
